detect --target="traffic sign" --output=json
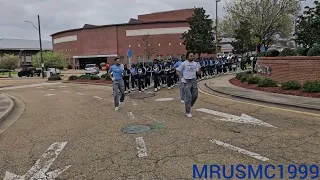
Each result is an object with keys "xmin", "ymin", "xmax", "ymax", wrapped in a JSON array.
[
  {"xmin": 127, "ymin": 49, "xmax": 133, "ymax": 58},
  {"xmin": 260, "ymin": 45, "xmax": 265, "ymax": 52}
]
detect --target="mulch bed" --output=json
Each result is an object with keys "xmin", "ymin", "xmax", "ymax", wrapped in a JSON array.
[
  {"xmin": 230, "ymin": 78, "xmax": 320, "ymax": 98},
  {"xmin": 67, "ymin": 79, "xmax": 112, "ymax": 85}
]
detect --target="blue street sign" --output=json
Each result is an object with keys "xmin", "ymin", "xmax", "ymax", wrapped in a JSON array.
[
  {"xmin": 127, "ymin": 49, "xmax": 133, "ymax": 58},
  {"xmin": 260, "ymin": 45, "xmax": 265, "ymax": 52}
]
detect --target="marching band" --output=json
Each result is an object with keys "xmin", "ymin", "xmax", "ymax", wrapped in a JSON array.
[{"xmin": 119, "ymin": 54, "xmax": 239, "ymax": 93}]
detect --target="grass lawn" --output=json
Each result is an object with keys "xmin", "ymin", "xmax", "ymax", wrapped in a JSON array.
[{"xmin": 0, "ymin": 71, "xmax": 18, "ymax": 78}]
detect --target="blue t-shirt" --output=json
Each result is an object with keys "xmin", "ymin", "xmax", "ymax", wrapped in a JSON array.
[
  {"xmin": 176, "ymin": 61, "xmax": 199, "ymax": 80},
  {"xmin": 174, "ymin": 61, "xmax": 183, "ymax": 76},
  {"xmin": 110, "ymin": 64, "xmax": 124, "ymax": 80},
  {"xmin": 130, "ymin": 67, "xmax": 136, "ymax": 76}
]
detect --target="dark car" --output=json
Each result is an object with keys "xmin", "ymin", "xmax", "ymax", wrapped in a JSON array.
[{"xmin": 18, "ymin": 68, "xmax": 41, "ymax": 77}]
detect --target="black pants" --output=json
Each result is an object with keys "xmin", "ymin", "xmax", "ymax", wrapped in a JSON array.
[
  {"xmin": 161, "ymin": 74, "xmax": 166, "ymax": 85},
  {"xmin": 137, "ymin": 75, "xmax": 145, "ymax": 91},
  {"xmin": 166, "ymin": 73, "xmax": 174, "ymax": 87},
  {"xmin": 123, "ymin": 77, "xmax": 130, "ymax": 91},
  {"xmin": 173, "ymin": 73, "xmax": 178, "ymax": 84},
  {"xmin": 145, "ymin": 73, "xmax": 151, "ymax": 87},
  {"xmin": 153, "ymin": 73, "xmax": 160, "ymax": 89},
  {"xmin": 131, "ymin": 75, "xmax": 137, "ymax": 89}
]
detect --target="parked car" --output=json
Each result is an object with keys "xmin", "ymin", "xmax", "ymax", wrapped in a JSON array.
[
  {"xmin": 85, "ymin": 64, "xmax": 99, "ymax": 75},
  {"xmin": 44, "ymin": 68, "xmax": 61, "ymax": 77},
  {"xmin": 18, "ymin": 68, "xmax": 35, "ymax": 77}
]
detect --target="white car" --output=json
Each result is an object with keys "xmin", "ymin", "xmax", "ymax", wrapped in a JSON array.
[{"xmin": 85, "ymin": 64, "xmax": 100, "ymax": 75}]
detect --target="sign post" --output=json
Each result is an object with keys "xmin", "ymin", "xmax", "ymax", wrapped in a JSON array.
[{"xmin": 127, "ymin": 49, "xmax": 133, "ymax": 68}]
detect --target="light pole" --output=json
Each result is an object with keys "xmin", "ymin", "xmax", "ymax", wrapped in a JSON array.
[
  {"xmin": 25, "ymin": 15, "xmax": 44, "ymax": 78},
  {"xmin": 215, "ymin": 0, "xmax": 221, "ymax": 56},
  {"xmin": 294, "ymin": 0, "xmax": 306, "ymax": 48}
]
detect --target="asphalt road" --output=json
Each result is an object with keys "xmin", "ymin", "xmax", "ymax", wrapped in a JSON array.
[{"xmin": 0, "ymin": 82, "xmax": 320, "ymax": 179}]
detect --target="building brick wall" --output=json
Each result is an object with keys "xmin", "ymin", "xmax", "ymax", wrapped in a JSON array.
[
  {"xmin": 138, "ymin": 9, "xmax": 193, "ymax": 22},
  {"xmin": 257, "ymin": 56, "xmax": 320, "ymax": 83}
]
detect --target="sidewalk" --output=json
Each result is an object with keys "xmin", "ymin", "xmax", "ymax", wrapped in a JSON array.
[
  {"xmin": 203, "ymin": 75, "xmax": 320, "ymax": 110},
  {"xmin": 0, "ymin": 93, "xmax": 14, "ymax": 122}
]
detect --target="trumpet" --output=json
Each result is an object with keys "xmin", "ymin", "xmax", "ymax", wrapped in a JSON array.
[
  {"xmin": 153, "ymin": 66, "xmax": 158, "ymax": 72},
  {"xmin": 146, "ymin": 66, "xmax": 151, "ymax": 72},
  {"xmin": 164, "ymin": 66, "xmax": 170, "ymax": 72},
  {"xmin": 138, "ymin": 68, "xmax": 143, "ymax": 74}
]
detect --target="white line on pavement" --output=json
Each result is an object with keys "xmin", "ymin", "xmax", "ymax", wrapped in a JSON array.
[
  {"xmin": 76, "ymin": 93, "xmax": 84, "ymax": 96},
  {"xmin": 62, "ymin": 91, "xmax": 70, "ymax": 93},
  {"xmin": 132, "ymin": 101, "xmax": 138, "ymax": 106},
  {"xmin": 59, "ymin": 86, "xmax": 67, "ymax": 88},
  {"xmin": 155, "ymin": 98, "xmax": 174, "ymax": 102},
  {"xmin": 43, "ymin": 94, "xmax": 56, "ymax": 97},
  {"xmin": 210, "ymin": 139, "xmax": 269, "ymax": 161},
  {"xmin": 49, "ymin": 89, "xmax": 55, "ymax": 91},
  {"xmin": 128, "ymin": 112, "xmax": 135, "ymax": 120},
  {"xmin": 135, "ymin": 137, "xmax": 147, "ymax": 158},
  {"xmin": 4, "ymin": 142, "xmax": 71, "ymax": 180},
  {"xmin": 93, "ymin": 96, "xmax": 103, "ymax": 99}
]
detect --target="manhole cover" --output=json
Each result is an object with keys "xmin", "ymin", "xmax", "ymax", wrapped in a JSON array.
[{"xmin": 122, "ymin": 125, "xmax": 151, "ymax": 134}]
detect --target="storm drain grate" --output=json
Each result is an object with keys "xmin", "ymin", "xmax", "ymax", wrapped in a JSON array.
[{"xmin": 122, "ymin": 125, "xmax": 151, "ymax": 134}]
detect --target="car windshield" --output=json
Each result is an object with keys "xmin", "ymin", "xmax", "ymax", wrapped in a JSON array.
[{"xmin": 85, "ymin": 64, "xmax": 95, "ymax": 68}]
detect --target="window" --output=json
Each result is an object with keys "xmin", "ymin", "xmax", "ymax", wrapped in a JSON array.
[
  {"xmin": 137, "ymin": 56, "xmax": 143, "ymax": 63},
  {"xmin": 147, "ymin": 56, "xmax": 152, "ymax": 62},
  {"xmin": 157, "ymin": 55, "xmax": 163, "ymax": 60}
]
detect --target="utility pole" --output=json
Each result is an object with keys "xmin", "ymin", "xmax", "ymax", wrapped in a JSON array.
[{"xmin": 215, "ymin": 0, "xmax": 220, "ymax": 56}]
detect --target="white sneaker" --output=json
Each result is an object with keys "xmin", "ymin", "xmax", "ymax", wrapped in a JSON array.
[
  {"xmin": 154, "ymin": 88, "xmax": 158, "ymax": 92},
  {"xmin": 158, "ymin": 87, "xmax": 161, "ymax": 90},
  {"xmin": 139, "ymin": 91, "xmax": 141, "ymax": 93},
  {"xmin": 131, "ymin": 89, "xmax": 134, "ymax": 91},
  {"xmin": 186, "ymin": 113, "xmax": 192, "ymax": 118},
  {"xmin": 168, "ymin": 87, "xmax": 171, "ymax": 90},
  {"xmin": 142, "ymin": 89, "xmax": 145, "ymax": 92},
  {"xmin": 180, "ymin": 100, "xmax": 184, "ymax": 104},
  {"xmin": 124, "ymin": 91, "xmax": 127, "ymax": 94},
  {"xmin": 115, "ymin": 107, "xmax": 119, "ymax": 111}
]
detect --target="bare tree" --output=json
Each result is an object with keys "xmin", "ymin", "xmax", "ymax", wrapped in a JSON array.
[{"xmin": 141, "ymin": 34, "xmax": 157, "ymax": 64}]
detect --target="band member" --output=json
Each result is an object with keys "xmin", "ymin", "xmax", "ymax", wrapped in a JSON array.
[
  {"xmin": 145, "ymin": 62, "xmax": 152, "ymax": 89},
  {"xmin": 209, "ymin": 57, "xmax": 215, "ymax": 77},
  {"xmin": 159, "ymin": 60, "xmax": 166, "ymax": 87},
  {"xmin": 152, "ymin": 59, "xmax": 161, "ymax": 92},
  {"xmin": 123, "ymin": 64, "xmax": 131, "ymax": 94},
  {"xmin": 222, "ymin": 56, "xmax": 227, "ymax": 74},
  {"xmin": 137, "ymin": 63, "xmax": 146, "ymax": 92},
  {"xmin": 130, "ymin": 64, "xmax": 137, "ymax": 91},
  {"xmin": 176, "ymin": 52, "xmax": 201, "ymax": 118},
  {"xmin": 109, "ymin": 58, "xmax": 125, "ymax": 111},
  {"xmin": 164, "ymin": 59, "xmax": 174, "ymax": 89},
  {"xmin": 174, "ymin": 55, "xmax": 185, "ymax": 103}
]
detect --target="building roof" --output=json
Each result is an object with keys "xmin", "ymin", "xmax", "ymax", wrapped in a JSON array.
[
  {"xmin": 51, "ymin": 20, "xmax": 188, "ymax": 37},
  {"xmin": 128, "ymin": 18, "xmax": 144, "ymax": 24},
  {"xmin": 0, "ymin": 38, "xmax": 52, "ymax": 50}
]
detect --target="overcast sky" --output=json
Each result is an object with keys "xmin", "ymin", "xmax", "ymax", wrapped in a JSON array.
[{"xmin": 0, "ymin": 0, "xmax": 314, "ymax": 41}]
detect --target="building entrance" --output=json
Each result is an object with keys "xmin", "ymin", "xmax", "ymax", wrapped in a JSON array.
[{"xmin": 79, "ymin": 57, "xmax": 107, "ymax": 69}]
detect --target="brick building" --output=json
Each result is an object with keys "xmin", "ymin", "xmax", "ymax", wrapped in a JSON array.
[{"xmin": 51, "ymin": 9, "xmax": 194, "ymax": 69}]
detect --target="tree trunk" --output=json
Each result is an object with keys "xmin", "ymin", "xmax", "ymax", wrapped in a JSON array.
[
  {"xmin": 256, "ymin": 44, "xmax": 262, "ymax": 54},
  {"xmin": 8, "ymin": 71, "xmax": 11, "ymax": 78}
]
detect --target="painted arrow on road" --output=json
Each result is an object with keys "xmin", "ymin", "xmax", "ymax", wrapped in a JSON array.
[
  {"xmin": 196, "ymin": 108, "xmax": 276, "ymax": 128},
  {"xmin": 3, "ymin": 142, "xmax": 71, "ymax": 180}
]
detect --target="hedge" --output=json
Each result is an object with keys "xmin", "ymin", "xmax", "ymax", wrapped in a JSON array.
[
  {"xmin": 281, "ymin": 80, "xmax": 301, "ymax": 90},
  {"xmin": 258, "ymin": 78, "xmax": 278, "ymax": 87}
]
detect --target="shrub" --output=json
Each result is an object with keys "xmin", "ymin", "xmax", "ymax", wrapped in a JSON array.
[
  {"xmin": 67, "ymin": 65, "xmax": 72, "ymax": 69},
  {"xmin": 258, "ymin": 78, "xmax": 278, "ymax": 87},
  {"xmin": 258, "ymin": 50, "xmax": 280, "ymax": 57},
  {"xmin": 68, "ymin": 75, "xmax": 78, "ymax": 81},
  {"xmin": 48, "ymin": 74, "xmax": 61, "ymax": 81},
  {"xmin": 78, "ymin": 75, "xmax": 91, "ymax": 80},
  {"xmin": 295, "ymin": 47, "xmax": 308, "ymax": 56},
  {"xmin": 105, "ymin": 74, "xmax": 112, "ymax": 81},
  {"xmin": 279, "ymin": 48, "xmax": 296, "ymax": 57},
  {"xmin": 246, "ymin": 71, "xmax": 253, "ymax": 74},
  {"xmin": 281, "ymin": 80, "xmax": 301, "ymax": 90},
  {"xmin": 240, "ymin": 74, "xmax": 250, "ymax": 83},
  {"xmin": 90, "ymin": 75, "xmax": 101, "ymax": 80},
  {"xmin": 247, "ymin": 76, "xmax": 260, "ymax": 84},
  {"xmin": 307, "ymin": 44, "xmax": 320, "ymax": 56},
  {"xmin": 236, "ymin": 72, "xmax": 246, "ymax": 80},
  {"xmin": 302, "ymin": 81, "xmax": 320, "ymax": 93},
  {"xmin": 101, "ymin": 73, "xmax": 112, "ymax": 80}
]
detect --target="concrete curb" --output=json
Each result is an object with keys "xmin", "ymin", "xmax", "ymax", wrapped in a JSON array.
[
  {"xmin": 0, "ymin": 93, "xmax": 15, "ymax": 123},
  {"xmin": 204, "ymin": 82, "xmax": 320, "ymax": 111}
]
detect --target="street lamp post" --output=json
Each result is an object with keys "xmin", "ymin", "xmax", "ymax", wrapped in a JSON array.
[
  {"xmin": 294, "ymin": 0, "xmax": 306, "ymax": 48},
  {"xmin": 216, "ymin": 0, "xmax": 220, "ymax": 56},
  {"xmin": 25, "ymin": 15, "xmax": 44, "ymax": 78}
]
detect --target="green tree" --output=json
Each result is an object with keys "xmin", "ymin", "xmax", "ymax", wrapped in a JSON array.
[
  {"xmin": 0, "ymin": 54, "xmax": 20, "ymax": 77},
  {"xmin": 295, "ymin": 1, "xmax": 320, "ymax": 48},
  {"xmin": 231, "ymin": 20, "xmax": 255, "ymax": 55},
  {"xmin": 32, "ymin": 51, "xmax": 66, "ymax": 69},
  {"xmin": 221, "ymin": 0, "xmax": 300, "ymax": 52},
  {"xmin": 181, "ymin": 7, "xmax": 215, "ymax": 57}
]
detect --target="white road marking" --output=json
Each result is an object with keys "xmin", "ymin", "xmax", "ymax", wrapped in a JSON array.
[
  {"xmin": 196, "ymin": 108, "xmax": 276, "ymax": 128},
  {"xmin": 49, "ymin": 89, "xmax": 55, "ymax": 91},
  {"xmin": 59, "ymin": 86, "xmax": 67, "ymax": 88},
  {"xmin": 36, "ymin": 87, "xmax": 43, "ymax": 89},
  {"xmin": 132, "ymin": 101, "xmax": 138, "ymax": 106},
  {"xmin": 4, "ymin": 142, "xmax": 71, "ymax": 180},
  {"xmin": 93, "ymin": 96, "xmax": 103, "ymax": 99},
  {"xmin": 155, "ymin": 98, "xmax": 174, "ymax": 102},
  {"xmin": 62, "ymin": 91, "xmax": 70, "ymax": 93},
  {"xmin": 43, "ymin": 94, "xmax": 56, "ymax": 97},
  {"xmin": 0, "ymin": 82, "xmax": 61, "ymax": 91},
  {"xmin": 128, "ymin": 112, "xmax": 135, "ymax": 120},
  {"xmin": 210, "ymin": 139, "xmax": 269, "ymax": 161},
  {"xmin": 76, "ymin": 93, "xmax": 84, "ymax": 96},
  {"xmin": 135, "ymin": 137, "xmax": 147, "ymax": 158}
]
